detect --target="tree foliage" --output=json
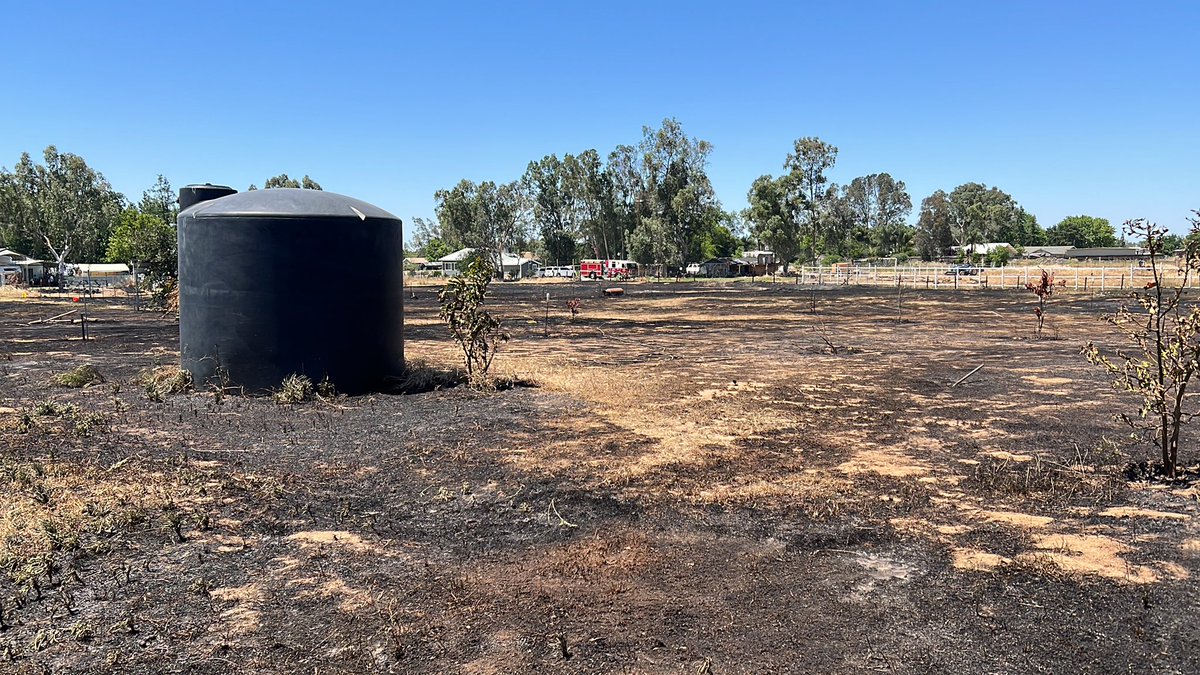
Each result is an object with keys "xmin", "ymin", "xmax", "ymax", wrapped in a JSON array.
[
  {"xmin": 106, "ymin": 207, "xmax": 177, "ymax": 279},
  {"xmin": 433, "ymin": 179, "xmax": 526, "ymax": 271},
  {"xmin": 746, "ymin": 174, "xmax": 801, "ymax": 273},
  {"xmin": 914, "ymin": 190, "xmax": 954, "ymax": 260},
  {"xmin": 140, "ymin": 174, "xmax": 178, "ymax": 225},
  {"xmin": 784, "ymin": 137, "xmax": 838, "ymax": 262},
  {"xmin": 841, "ymin": 173, "xmax": 913, "ymax": 257},
  {"xmin": 0, "ymin": 146, "xmax": 125, "ymax": 262},
  {"xmin": 438, "ymin": 254, "xmax": 508, "ymax": 387},
  {"xmin": 1047, "ymin": 215, "xmax": 1117, "ymax": 248},
  {"xmin": 1084, "ymin": 213, "xmax": 1200, "ymax": 478},
  {"xmin": 946, "ymin": 182, "xmax": 1022, "ymax": 249},
  {"xmin": 262, "ymin": 174, "xmax": 323, "ymax": 190}
]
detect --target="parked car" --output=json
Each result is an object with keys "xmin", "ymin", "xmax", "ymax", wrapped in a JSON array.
[{"xmin": 945, "ymin": 264, "xmax": 981, "ymax": 276}]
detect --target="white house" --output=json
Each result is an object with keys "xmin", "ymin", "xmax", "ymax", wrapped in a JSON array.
[
  {"xmin": 437, "ymin": 248, "xmax": 541, "ymax": 279},
  {"xmin": 951, "ymin": 242, "xmax": 1015, "ymax": 257}
]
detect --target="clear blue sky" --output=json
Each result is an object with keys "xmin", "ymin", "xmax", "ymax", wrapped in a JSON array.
[{"xmin": 3, "ymin": 1, "xmax": 1197, "ymax": 236}]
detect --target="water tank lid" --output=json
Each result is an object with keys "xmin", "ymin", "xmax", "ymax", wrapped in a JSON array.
[{"xmin": 186, "ymin": 188, "xmax": 400, "ymax": 221}]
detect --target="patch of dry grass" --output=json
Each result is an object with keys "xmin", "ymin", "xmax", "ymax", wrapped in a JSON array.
[
  {"xmin": 49, "ymin": 364, "xmax": 105, "ymax": 388},
  {"xmin": 134, "ymin": 366, "xmax": 193, "ymax": 400},
  {"xmin": 387, "ymin": 359, "xmax": 464, "ymax": 394}
]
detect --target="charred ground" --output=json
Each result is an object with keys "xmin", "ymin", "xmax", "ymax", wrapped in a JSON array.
[{"xmin": 1, "ymin": 282, "xmax": 1198, "ymax": 674}]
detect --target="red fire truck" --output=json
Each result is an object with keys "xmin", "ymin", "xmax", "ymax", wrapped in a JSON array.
[{"xmin": 579, "ymin": 259, "xmax": 639, "ymax": 280}]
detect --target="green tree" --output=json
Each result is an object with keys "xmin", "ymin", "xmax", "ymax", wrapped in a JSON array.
[
  {"xmin": 1047, "ymin": 215, "xmax": 1117, "ymax": 248},
  {"xmin": 843, "ymin": 173, "xmax": 913, "ymax": 256},
  {"xmin": 995, "ymin": 208, "xmax": 1047, "ymax": 247},
  {"xmin": 139, "ymin": 175, "xmax": 178, "ymax": 226},
  {"xmin": 746, "ymin": 174, "xmax": 802, "ymax": 273},
  {"xmin": 263, "ymin": 174, "xmax": 322, "ymax": 190},
  {"xmin": 638, "ymin": 119, "xmax": 722, "ymax": 268},
  {"xmin": 914, "ymin": 190, "xmax": 954, "ymax": 260},
  {"xmin": 0, "ymin": 146, "xmax": 125, "ymax": 266},
  {"xmin": 106, "ymin": 207, "xmax": 177, "ymax": 279},
  {"xmin": 433, "ymin": 179, "xmax": 527, "ymax": 274},
  {"xmin": 784, "ymin": 137, "xmax": 838, "ymax": 263},
  {"xmin": 943, "ymin": 182, "xmax": 1029, "ymax": 254}
]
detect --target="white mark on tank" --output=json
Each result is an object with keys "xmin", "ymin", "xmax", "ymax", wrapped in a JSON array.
[{"xmin": 350, "ymin": 206, "xmax": 367, "ymax": 221}]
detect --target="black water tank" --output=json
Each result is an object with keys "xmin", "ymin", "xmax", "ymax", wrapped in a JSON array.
[
  {"xmin": 177, "ymin": 188, "xmax": 405, "ymax": 395},
  {"xmin": 178, "ymin": 183, "xmax": 237, "ymax": 211}
]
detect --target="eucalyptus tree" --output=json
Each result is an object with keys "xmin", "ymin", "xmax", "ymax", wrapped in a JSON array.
[
  {"xmin": 0, "ymin": 146, "xmax": 125, "ymax": 266},
  {"xmin": 783, "ymin": 137, "xmax": 838, "ymax": 263},
  {"xmin": 914, "ymin": 190, "xmax": 954, "ymax": 260},
  {"xmin": 745, "ymin": 174, "xmax": 802, "ymax": 273},
  {"xmin": 844, "ymin": 173, "xmax": 912, "ymax": 256}
]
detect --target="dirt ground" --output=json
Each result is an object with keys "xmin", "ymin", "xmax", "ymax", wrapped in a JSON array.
[{"xmin": 2, "ymin": 281, "xmax": 1199, "ymax": 674}]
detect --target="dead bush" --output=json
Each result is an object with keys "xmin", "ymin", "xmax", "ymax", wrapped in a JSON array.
[
  {"xmin": 134, "ymin": 366, "xmax": 193, "ymax": 401},
  {"xmin": 49, "ymin": 365, "xmax": 104, "ymax": 388}
]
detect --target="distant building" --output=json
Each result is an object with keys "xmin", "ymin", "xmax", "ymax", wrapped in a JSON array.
[
  {"xmin": 437, "ymin": 248, "xmax": 541, "ymax": 279},
  {"xmin": 0, "ymin": 248, "xmax": 46, "ymax": 284},
  {"xmin": 952, "ymin": 242, "xmax": 1015, "ymax": 257},
  {"xmin": 1021, "ymin": 245, "xmax": 1146, "ymax": 260}
]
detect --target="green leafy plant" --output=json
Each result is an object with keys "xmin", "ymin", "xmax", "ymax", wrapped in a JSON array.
[
  {"xmin": 438, "ymin": 255, "xmax": 508, "ymax": 387},
  {"xmin": 1084, "ymin": 213, "xmax": 1200, "ymax": 478}
]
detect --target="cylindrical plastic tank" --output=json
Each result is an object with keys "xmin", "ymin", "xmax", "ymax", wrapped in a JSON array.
[{"xmin": 177, "ymin": 187, "xmax": 405, "ymax": 395}]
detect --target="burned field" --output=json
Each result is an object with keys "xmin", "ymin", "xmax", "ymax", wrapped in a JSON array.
[{"xmin": 2, "ymin": 283, "xmax": 1199, "ymax": 674}]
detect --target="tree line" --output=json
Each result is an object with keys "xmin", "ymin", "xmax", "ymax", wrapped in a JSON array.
[
  {"xmin": 414, "ymin": 120, "xmax": 1126, "ymax": 269},
  {"xmin": 0, "ymin": 145, "xmax": 320, "ymax": 279},
  {"xmin": 2, "ymin": 132, "xmax": 1137, "ymax": 279}
]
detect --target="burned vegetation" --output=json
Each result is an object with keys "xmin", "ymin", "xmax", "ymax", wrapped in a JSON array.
[{"xmin": 1, "ymin": 280, "xmax": 1199, "ymax": 674}]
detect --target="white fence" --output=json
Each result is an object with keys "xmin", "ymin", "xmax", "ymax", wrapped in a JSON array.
[{"xmin": 785, "ymin": 264, "xmax": 1195, "ymax": 292}]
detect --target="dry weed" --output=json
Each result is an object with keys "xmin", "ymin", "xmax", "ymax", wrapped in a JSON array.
[
  {"xmin": 49, "ymin": 365, "xmax": 105, "ymax": 388},
  {"xmin": 134, "ymin": 366, "xmax": 193, "ymax": 400}
]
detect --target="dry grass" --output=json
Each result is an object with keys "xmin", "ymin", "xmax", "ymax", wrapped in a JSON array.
[
  {"xmin": 387, "ymin": 359, "xmax": 464, "ymax": 394},
  {"xmin": 134, "ymin": 365, "xmax": 193, "ymax": 400},
  {"xmin": 48, "ymin": 365, "xmax": 105, "ymax": 388},
  {"xmin": 275, "ymin": 373, "xmax": 316, "ymax": 404}
]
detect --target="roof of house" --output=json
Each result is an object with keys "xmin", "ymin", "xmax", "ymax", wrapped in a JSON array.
[
  {"xmin": 0, "ymin": 249, "xmax": 41, "ymax": 264},
  {"xmin": 952, "ymin": 242, "xmax": 1015, "ymax": 255},
  {"xmin": 1065, "ymin": 247, "xmax": 1146, "ymax": 258},
  {"xmin": 1023, "ymin": 245, "xmax": 1074, "ymax": 256},
  {"xmin": 403, "ymin": 256, "xmax": 429, "ymax": 265},
  {"xmin": 438, "ymin": 248, "xmax": 541, "ymax": 266},
  {"xmin": 75, "ymin": 263, "xmax": 130, "ymax": 274}
]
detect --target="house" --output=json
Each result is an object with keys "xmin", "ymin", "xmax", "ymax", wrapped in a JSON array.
[
  {"xmin": 1021, "ymin": 245, "xmax": 1147, "ymax": 261},
  {"xmin": 733, "ymin": 250, "xmax": 780, "ymax": 276},
  {"xmin": 1064, "ymin": 247, "xmax": 1146, "ymax": 260},
  {"xmin": 952, "ymin": 242, "xmax": 1016, "ymax": 257},
  {"xmin": 437, "ymin": 248, "xmax": 541, "ymax": 279},
  {"xmin": 1022, "ymin": 245, "xmax": 1074, "ymax": 258},
  {"xmin": 0, "ymin": 248, "xmax": 47, "ymax": 285},
  {"xmin": 403, "ymin": 256, "xmax": 430, "ymax": 273},
  {"xmin": 693, "ymin": 258, "xmax": 735, "ymax": 278}
]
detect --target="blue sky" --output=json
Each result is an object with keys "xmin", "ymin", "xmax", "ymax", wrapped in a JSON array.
[{"xmin": 2, "ymin": 1, "xmax": 1196, "ymax": 236}]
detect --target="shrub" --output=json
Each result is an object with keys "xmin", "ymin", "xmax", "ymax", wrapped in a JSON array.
[
  {"xmin": 274, "ymin": 373, "xmax": 315, "ymax": 404},
  {"xmin": 438, "ymin": 255, "xmax": 508, "ymax": 388},
  {"xmin": 1084, "ymin": 212, "xmax": 1200, "ymax": 478}
]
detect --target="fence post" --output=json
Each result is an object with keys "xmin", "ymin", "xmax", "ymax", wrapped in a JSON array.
[{"xmin": 1101, "ymin": 268, "xmax": 1105, "ymax": 291}]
